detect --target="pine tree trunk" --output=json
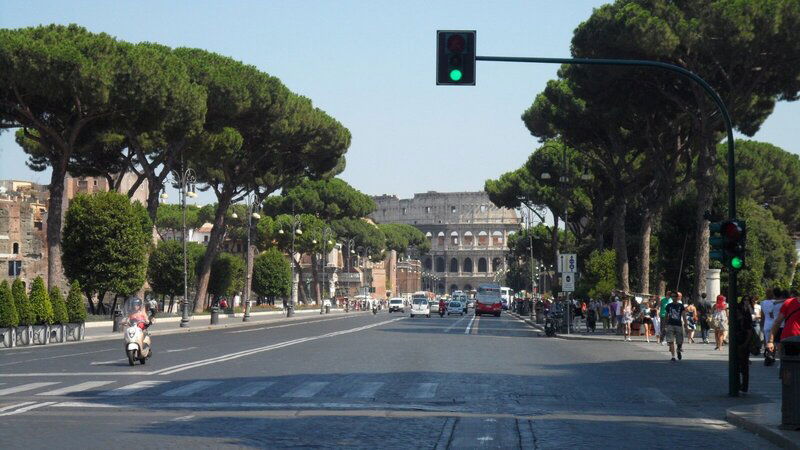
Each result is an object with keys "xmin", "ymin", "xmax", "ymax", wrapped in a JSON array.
[
  {"xmin": 693, "ymin": 137, "xmax": 715, "ymax": 301},
  {"xmin": 244, "ymin": 241, "xmax": 255, "ymax": 306},
  {"xmin": 612, "ymin": 198, "xmax": 629, "ymax": 292},
  {"xmin": 638, "ymin": 207, "xmax": 657, "ymax": 295},
  {"xmin": 193, "ymin": 188, "xmax": 234, "ymax": 313},
  {"xmin": 311, "ymin": 253, "xmax": 321, "ymax": 303},
  {"xmin": 46, "ymin": 162, "xmax": 67, "ymax": 290}
]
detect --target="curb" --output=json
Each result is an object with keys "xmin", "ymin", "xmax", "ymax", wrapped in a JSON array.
[
  {"xmin": 726, "ymin": 403, "xmax": 800, "ymax": 449},
  {"xmin": 508, "ymin": 312, "xmax": 661, "ymax": 342},
  {"xmin": 84, "ymin": 308, "xmax": 345, "ymax": 329}
]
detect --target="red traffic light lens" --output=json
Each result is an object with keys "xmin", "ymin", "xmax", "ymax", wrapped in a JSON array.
[
  {"xmin": 721, "ymin": 221, "xmax": 741, "ymax": 239},
  {"xmin": 447, "ymin": 34, "xmax": 466, "ymax": 52}
]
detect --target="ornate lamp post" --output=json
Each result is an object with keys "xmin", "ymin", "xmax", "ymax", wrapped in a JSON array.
[
  {"xmin": 278, "ymin": 215, "xmax": 302, "ymax": 317},
  {"xmin": 160, "ymin": 162, "xmax": 197, "ymax": 328},
  {"xmin": 319, "ymin": 227, "xmax": 333, "ymax": 303},
  {"xmin": 232, "ymin": 192, "xmax": 261, "ymax": 322}
]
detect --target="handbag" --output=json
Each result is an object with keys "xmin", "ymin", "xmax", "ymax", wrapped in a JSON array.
[{"xmin": 749, "ymin": 330, "xmax": 761, "ymax": 356}]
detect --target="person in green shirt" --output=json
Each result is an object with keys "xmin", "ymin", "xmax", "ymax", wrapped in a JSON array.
[{"xmin": 658, "ymin": 291, "xmax": 673, "ymax": 345}]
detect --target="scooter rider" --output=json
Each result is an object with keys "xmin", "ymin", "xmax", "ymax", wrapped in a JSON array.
[{"xmin": 439, "ymin": 298, "xmax": 447, "ymax": 316}]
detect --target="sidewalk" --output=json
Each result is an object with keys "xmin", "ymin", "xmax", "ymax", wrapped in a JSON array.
[{"xmin": 508, "ymin": 311, "xmax": 800, "ymax": 448}]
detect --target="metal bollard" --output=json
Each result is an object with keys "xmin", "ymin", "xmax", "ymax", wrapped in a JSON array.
[
  {"xmin": 780, "ymin": 335, "xmax": 800, "ymax": 430},
  {"xmin": 210, "ymin": 306, "xmax": 220, "ymax": 325},
  {"xmin": 112, "ymin": 305, "xmax": 123, "ymax": 332}
]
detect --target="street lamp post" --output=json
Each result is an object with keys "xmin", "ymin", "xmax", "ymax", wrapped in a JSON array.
[
  {"xmin": 320, "ymin": 227, "xmax": 332, "ymax": 303},
  {"xmin": 233, "ymin": 193, "xmax": 261, "ymax": 322},
  {"xmin": 160, "ymin": 161, "xmax": 197, "ymax": 328},
  {"xmin": 278, "ymin": 215, "xmax": 302, "ymax": 317}
]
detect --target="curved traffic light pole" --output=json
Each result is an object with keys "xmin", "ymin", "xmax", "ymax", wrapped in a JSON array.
[{"xmin": 475, "ymin": 55, "xmax": 740, "ymax": 396}]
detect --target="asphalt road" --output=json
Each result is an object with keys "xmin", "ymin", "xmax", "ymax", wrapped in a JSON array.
[{"xmin": 0, "ymin": 310, "xmax": 774, "ymax": 449}]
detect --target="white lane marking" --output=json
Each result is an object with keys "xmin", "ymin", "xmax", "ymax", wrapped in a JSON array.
[
  {"xmin": 639, "ymin": 387, "xmax": 677, "ymax": 406},
  {"xmin": 37, "ymin": 381, "xmax": 114, "ymax": 396},
  {"xmin": 90, "ymin": 359, "xmax": 127, "ymax": 366},
  {"xmin": 477, "ymin": 436, "xmax": 494, "ymax": 443},
  {"xmin": 444, "ymin": 315, "xmax": 468, "ymax": 333},
  {"xmin": 464, "ymin": 315, "xmax": 476, "ymax": 334},
  {"xmin": 227, "ymin": 315, "xmax": 350, "ymax": 334},
  {"xmin": 0, "ymin": 401, "xmax": 35, "ymax": 412},
  {"xmin": 161, "ymin": 381, "xmax": 222, "ymax": 397},
  {"xmin": 283, "ymin": 382, "xmax": 329, "ymax": 398},
  {"xmin": 100, "ymin": 380, "xmax": 169, "ymax": 396},
  {"xmin": 0, "ymin": 348, "xmax": 115, "ymax": 367},
  {"xmin": 0, "ymin": 401, "xmax": 56, "ymax": 416},
  {"xmin": 154, "ymin": 318, "xmax": 405, "ymax": 376},
  {"xmin": 222, "ymin": 382, "xmax": 274, "ymax": 397},
  {"xmin": 172, "ymin": 414, "xmax": 196, "ymax": 421},
  {"xmin": 434, "ymin": 417, "xmax": 458, "ymax": 450},
  {"xmin": 163, "ymin": 347, "xmax": 197, "ymax": 353},
  {"xmin": 0, "ymin": 382, "xmax": 60, "ymax": 396},
  {"xmin": 0, "ymin": 372, "xmax": 155, "ymax": 377},
  {"xmin": 344, "ymin": 382, "xmax": 384, "ymax": 398},
  {"xmin": 406, "ymin": 383, "xmax": 438, "ymax": 399},
  {"xmin": 53, "ymin": 401, "xmax": 118, "ymax": 408}
]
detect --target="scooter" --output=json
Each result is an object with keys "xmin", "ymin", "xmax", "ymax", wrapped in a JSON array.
[
  {"xmin": 124, "ymin": 319, "xmax": 152, "ymax": 366},
  {"xmin": 439, "ymin": 307, "xmax": 446, "ymax": 318},
  {"xmin": 372, "ymin": 305, "xmax": 378, "ymax": 315}
]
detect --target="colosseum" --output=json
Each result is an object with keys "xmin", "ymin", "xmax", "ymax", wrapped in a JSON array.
[{"xmin": 370, "ymin": 191, "xmax": 520, "ymax": 294}]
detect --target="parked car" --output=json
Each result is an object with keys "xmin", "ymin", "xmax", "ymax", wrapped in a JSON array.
[
  {"xmin": 388, "ymin": 298, "xmax": 405, "ymax": 313},
  {"xmin": 447, "ymin": 301, "xmax": 464, "ymax": 316},
  {"xmin": 410, "ymin": 298, "xmax": 430, "ymax": 318}
]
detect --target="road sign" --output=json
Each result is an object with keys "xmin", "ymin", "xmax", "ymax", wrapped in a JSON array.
[
  {"xmin": 562, "ymin": 273, "xmax": 575, "ymax": 292},
  {"xmin": 558, "ymin": 253, "xmax": 577, "ymax": 273}
]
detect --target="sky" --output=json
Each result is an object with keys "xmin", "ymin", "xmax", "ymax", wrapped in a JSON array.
[{"xmin": 1, "ymin": 0, "xmax": 798, "ymax": 206}]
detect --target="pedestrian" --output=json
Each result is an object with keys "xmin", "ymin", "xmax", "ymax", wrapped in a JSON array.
[
  {"xmin": 659, "ymin": 291, "xmax": 673, "ymax": 345},
  {"xmin": 600, "ymin": 300, "xmax": 611, "ymax": 332},
  {"xmin": 664, "ymin": 295, "xmax": 687, "ymax": 361},
  {"xmin": 712, "ymin": 294, "xmax": 729, "ymax": 350},
  {"xmin": 697, "ymin": 293, "xmax": 712, "ymax": 344},
  {"xmin": 751, "ymin": 294, "xmax": 762, "ymax": 351},
  {"xmin": 736, "ymin": 295, "xmax": 756, "ymax": 392},
  {"xmin": 641, "ymin": 296, "xmax": 655, "ymax": 343},
  {"xmin": 614, "ymin": 294, "xmax": 624, "ymax": 334},
  {"xmin": 621, "ymin": 296, "xmax": 633, "ymax": 341},
  {"xmin": 651, "ymin": 297, "xmax": 661, "ymax": 344},
  {"xmin": 761, "ymin": 288, "xmax": 785, "ymax": 363},
  {"xmin": 766, "ymin": 289, "xmax": 800, "ymax": 364},
  {"xmin": 586, "ymin": 302, "xmax": 597, "ymax": 333},
  {"xmin": 685, "ymin": 299, "xmax": 698, "ymax": 344}
]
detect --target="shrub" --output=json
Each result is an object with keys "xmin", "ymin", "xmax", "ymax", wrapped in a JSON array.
[
  {"xmin": 0, "ymin": 280, "xmax": 19, "ymax": 328},
  {"xmin": 66, "ymin": 280, "xmax": 88, "ymax": 323},
  {"xmin": 28, "ymin": 276, "xmax": 54, "ymax": 325},
  {"xmin": 12, "ymin": 278, "xmax": 35, "ymax": 326},
  {"xmin": 49, "ymin": 286, "xmax": 70, "ymax": 325}
]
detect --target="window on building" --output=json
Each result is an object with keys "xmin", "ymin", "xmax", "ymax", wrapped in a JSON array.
[
  {"xmin": 34, "ymin": 221, "xmax": 42, "ymax": 230},
  {"xmin": 402, "ymin": 207, "xmax": 407, "ymax": 215},
  {"xmin": 425, "ymin": 207, "xmax": 431, "ymax": 213},
  {"xmin": 12, "ymin": 242, "xmax": 19, "ymax": 254},
  {"xmin": 93, "ymin": 180, "xmax": 98, "ymax": 186},
  {"xmin": 8, "ymin": 260, "xmax": 22, "ymax": 277},
  {"xmin": 480, "ymin": 205, "xmax": 487, "ymax": 212},
  {"xmin": 451, "ymin": 206, "xmax": 456, "ymax": 213}
]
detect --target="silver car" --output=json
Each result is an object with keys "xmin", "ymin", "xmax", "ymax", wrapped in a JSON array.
[{"xmin": 447, "ymin": 301, "xmax": 465, "ymax": 316}]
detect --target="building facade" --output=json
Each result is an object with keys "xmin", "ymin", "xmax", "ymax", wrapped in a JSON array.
[
  {"xmin": 370, "ymin": 191, "xmax": 519, "ymax": 294},
  {"xmin": 0, "ymin": 181, "xmax": 48, "ymax": 285}
]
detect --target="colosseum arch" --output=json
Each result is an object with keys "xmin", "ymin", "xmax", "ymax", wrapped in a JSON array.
[
  {"xmin": 435, "ymin": 256, "xmax": 445, "ymax": 272},
  {"xmin": 492, "ymin": 231, "xmax": 503, "ymax": 246},
  {"xmin": 492, "ymin": 257, "xmax": 502, "ymax": 272},
  {"xmin": 463, "ymin": 257, "xmax": 473, "ymax": 273},
  {"xmin": 463, "ymin": 231, "xmax": 474, "ymax": 246},
  {"xmin": 437, "ymin": 231, "xmax": 445, "ymax": 248},
  {"xmin": 478, "ymin": 257, "xmax": 488, "ymax": 272},
  {"xmin": 424, "ymin": 257, "xmax": 432, "ymax": 271},
  {"xmin": 450, "ymin": 231, "xmax": 459, "ymax": 245},
  {"xmin": 449, "ymin": 258, "xmax": 458, "ymax": 273},
  {"xmin": 449, "ymin": 284, "xmax": 458, "ymax": 293},
  {"xmin": 478, "ymin": 231, "xmax": 488, "ymax": 246}
]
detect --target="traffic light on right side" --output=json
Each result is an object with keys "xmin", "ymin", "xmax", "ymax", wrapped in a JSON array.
[{"xmin": 436, "ymin": 30, "xmax": 476, "ymax": 85}]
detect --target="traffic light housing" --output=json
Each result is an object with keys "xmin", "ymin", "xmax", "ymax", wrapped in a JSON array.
[
  {"xmin": 436, "ymin": 30, "xmax": 476, "ymax": 85},
  {"xmin": 710, "ymin": 219, "xmax": 746, "ymax": 270}
]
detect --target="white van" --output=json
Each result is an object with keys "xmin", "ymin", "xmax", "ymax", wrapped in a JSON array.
[
  {"xmin": 410, "ymin": 297, "xmax": 431, "ymax": 318},
  {"xmin": 500, "ymin": 287, "xmax": 513, "ymax": 310}
]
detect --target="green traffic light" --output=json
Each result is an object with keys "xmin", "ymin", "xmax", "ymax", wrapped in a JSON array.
[
  {"xmin": 449, "ymin": 69, "xmax": 463, "ymax": 81},
  {"xmin": 730, "ymin": 256, "xmax": 743, "ymax": 270}
]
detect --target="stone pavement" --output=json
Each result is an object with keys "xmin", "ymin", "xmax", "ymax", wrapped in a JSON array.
[{"xmin": 510, "ymin": 311, "xmax": 800, "ymax": 449}]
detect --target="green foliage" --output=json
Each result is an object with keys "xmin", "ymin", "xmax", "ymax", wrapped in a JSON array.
[
  {"xmin": 62, "ymin": 192, "xmax": 152, "ymax": 297},
  {"xmin": 264, "ymin": 178, "xmax": 376, "ymax": 221},
  {"xmin": 379, "ymin": 223, "xmax": 430, "ymax": 256},
  {"xmin": 0, "ymin": 280, "xmax": 19, "ymax": 328},
  {"xmin": 12, "ymin": 278, "xmax": 34, "ymax": 326},
  {"xmin": 330, "ymin": 218, "xmax": 386, "ymax": 260},
  {"xmin": 148, "ymin": 240, "xmax": 205, "ymax": 298},
  {"xmin": 579, "ymin": 249, "xmax": 617, "ymax": 299},
  {"xmin": 252, "ymin": 248, "xmax": 292, "ymax": 299},
  {"xmin": 49, "ymin": 286, "xmax": 69, "ymax": 325},
  {"xmin": 208, "ymin": 252, "xmax": 245, "ymax": 298},
  {"xmin": 66, "ymin": 281, "xmax": 87, "ymax": 323},
  {"xmin": 155, "ymin": 204, "xmax": 201, "ymax": 239},
  {"xmin": 28, "ymin": 276, "xmax": 54, "ymax": 325}
]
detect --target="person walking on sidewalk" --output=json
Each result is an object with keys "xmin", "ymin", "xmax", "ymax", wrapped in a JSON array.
[
  {"xmin": 697, "ymin": 293, "xmax": 712, "ymax": 344},
  {"xmin": 621, "ymin": 296, "xmax": 633, "ymax": 341},
  {"xmin": 600, "ymin": 300, "xmax": 611, "ymax": 332},
  {"xmin": 665, "ymin": 296, "xmax": 686, "ymax": 361},
  {"xmin": 766, "ymin": 291, "xmax": 800, "ymax": 363},
  {"xmin": 659, "ymin": 291, "xmax": 673, "ymax": 345},
  {"xmin": 712, "ymin": 294, "xmax": 729, "ymax": 350},
  {"xmin": 685, "ymin": 299, "xmax": 698, "ymax": 344},
  {"xmin": 735, "ymin": 295, "xmax": 756, "ymax": 392}
]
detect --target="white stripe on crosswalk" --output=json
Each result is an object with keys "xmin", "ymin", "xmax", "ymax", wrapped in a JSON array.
[
  {"xmin": 344, "ymin": 382, "xmax": 384, "ymax": 398},
  {"xmin": 37, "ymin": 381, "xmax": 114, "ymax": 396},
  {"xmin": 406, "ymin": 383, "xmax": 438, "ymax": 399},
  {"xmin": 222, "ymin": 382, "xmax": 274, "ymax": 397},
  {"xmin": 161, "ymin": 381, "xmax": 222, "ymax": 397},
  {"xmin": 0, "ymin": 382, "xmax": 59, "ymax": 396},
  {"xmin": 282, "ymin": 382, "xmax": 329, "ymax": 398},
  {"xmin": 100, "ymin": 380, "xmax": 169, "ymax": 396}
]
